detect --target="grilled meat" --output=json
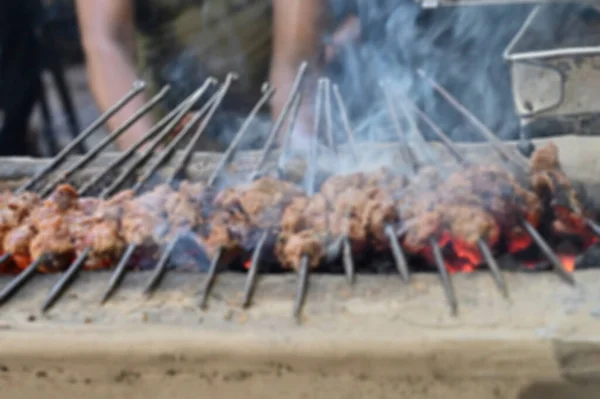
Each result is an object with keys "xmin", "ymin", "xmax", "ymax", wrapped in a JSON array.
[
  {"xmin": 530, "ymin": 142, "xmax": 588, "ymax": 236},
  {"xmin": 0, "ymin": 143, "xmax": 590, "ymax": 273}
]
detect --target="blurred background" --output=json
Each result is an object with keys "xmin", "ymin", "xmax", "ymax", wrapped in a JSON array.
[{"xmin": 2, "ymin": 0, "xmax": 598, "ymax": 157}]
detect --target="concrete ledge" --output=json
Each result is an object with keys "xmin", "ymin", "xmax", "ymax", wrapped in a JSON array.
[{"xmin": 0, "ymin": 271, "xmax": 599, "ymax": 398}]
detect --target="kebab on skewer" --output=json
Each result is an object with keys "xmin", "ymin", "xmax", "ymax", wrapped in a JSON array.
[{"xmin": 0, "ymin": 144, "xmax": 593, "ymax": 275}]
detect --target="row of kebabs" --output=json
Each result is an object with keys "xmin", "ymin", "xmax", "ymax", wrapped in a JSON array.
[{"xmin": 0, "ymin": 143, "xmax": 589, "ymax": 273}]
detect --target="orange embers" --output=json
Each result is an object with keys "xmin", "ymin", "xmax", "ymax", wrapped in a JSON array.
[
  {"xmin": 418, "ymin": 217, "xmax": 594, "ymax": 274},
  {"xmin": 418, "ymin": 231, "xmax": 500, "ymax": 274},
  {"xmin": 243, "ymin": 260, "xmax": 251, "ymax": 270},
  {"xmin": 559, "ymin": 255, "xmax": 576, "ymax": 273}
]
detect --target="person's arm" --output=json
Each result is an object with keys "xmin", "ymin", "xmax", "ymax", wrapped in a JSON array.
[
  {"xmin": 75, "ymin": 0, "xmax": 154, "ymax": 150},
  {"xmin": 270, "ymin": 0, "xmax": 327, "ymax": 149}
]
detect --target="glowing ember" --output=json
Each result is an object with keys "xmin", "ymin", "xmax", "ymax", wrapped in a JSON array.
[
  {"xmin": 244, "ymin": 260, "xmax": 251, "ymax": 270},
  {"xmin": 559, "ymin": 255, "xmax": 576, "ymax": 273},
  {"xmin": 507, "ymin": 230, "xmax": 533, "ymax": 254}
]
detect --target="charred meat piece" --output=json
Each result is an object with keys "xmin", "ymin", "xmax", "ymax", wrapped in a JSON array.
[
  {"xmin": 29, "ymin": 215, "xmax": 74, "ymax": 265},
  {"xmin": 121, "ymin": 186, "xmax": 172, "ymax": 247},
  {"xmin": 529, "ymin": 142, "xmax": 586, "ymax": 234},
  {"xmin": 276, "ymin": 230, "xmax": 325, "ymax": 271},
  {"xmin": 215, "ymin": 177, "xmax": 303, "ymax": 228},
  {"xmin": 403, "ymin": 210, "xmax": 443, "ymax": 254},
  {"xmin": 281, "ymin": 196, "xmax": 310, "ymax": 233},
  {"xmin": 200, "ymin": 207, "xmax": 251, "ymax": 259},
  {"xmin": 0, "ymin": 191, "xmax": 40, "ymax": 252},
  {"xmin": 46, "ymin": 184, "xmax": 79, "ymax": 212},
  {"xmin": 3, "ymin": 223, "xmax": 36, "ymax": 262},
  {"xmin": 362, "ymin": 198, "xmax": 399, "ymax": 248},
  {"xmin": 164, "ymin": 181, "xmax": 207, "ymax": 229},
  {"xmin": 320, "ymin": 172, "xmax": 365, "ymax": 201},
  {"xmin": 328, "ymin": 187, "xmax": 370, "ymax": 246},
  {"xmin": 443, "ymin": 205, "xmax": 500, "ymax": 247}
]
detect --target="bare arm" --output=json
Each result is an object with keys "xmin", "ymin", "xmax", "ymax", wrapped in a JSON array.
[
  {"xmin": 75, "ymin": 0, "xmax": 154, "ymax": 150},
  {"xmin": 270, "ymin": 0, "xmax": 327, "ymax": 148}
]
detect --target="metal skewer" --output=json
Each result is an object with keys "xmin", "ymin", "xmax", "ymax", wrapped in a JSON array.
[
  {"xmin": 43, "ymin": 82, "xmax": 220, "ymax": 311},
  {"xmin": 1, "ymin": 83, "xmax": 185, "ymax": 310},
  {"xmin": 341, "ymin": 236, "xmax": 355, "ymax": 285},
  {"xmin": 38, "ymin": 86, "xmax": 171, "ymax": 197},
  {"xmin": 199, "ymin": 247, "xmax": 223, "ymax": 309},
  {"xmin": 293, "ymin": 255, "xmax": 310, "ymax": 322},
  {"xmin": 382, "ymin": 83, "xmax": 456, "ymax": 312},
  {"xmin": 41, "ymin": 248, "xmax": 90, "ymax": 313},
  {"xmin": 241, "ymin": 91, "xmax": 305, "ymax": 308},
  {"xmin": 429, "ymin": 237, "xmax": 458, "ymax": 316},
  {"xmin": 100, "ymin": 243, "xmax": 136, "ymax": 304},
  {"xmin": 417, "ymin": 71, "xmax": 575, "ymax": 284},
  {"xmin": 98, "ymin": 82, "xmax": 221, "ymax": 304},
  {"xmin": 195, "ymin": 82, "xmax": 278, "ymax": 306},
  {"xmin": 16, "ymin": 81, "xmax": 147, "ymax": 194},
  {"xmin": 141, "ymin": 75, "xmax": 237, "ymax": 298},
  {"xmin": 142, "ymin": 237, "xmax": 179, "ymax": 296},
  {"xmin": 290, "ymin": 77, "xmax": 325, "ymax": 320},
  {"xmin": 241, "ymin": 230, "xmax": 269, "ymax": 308},
  {"xmin": 395, "ymin": 93, "xmax": 508, "ymax": 297},
  {"xmin": 332, "ymin": 84, "xmax": 358, "ymax": 160},
  {"xmin": 0, "ymin": 256, "xmax": 45, "ymax": 305}
]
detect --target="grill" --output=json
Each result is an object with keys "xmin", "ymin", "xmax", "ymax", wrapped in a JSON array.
[
  {"xmin": 0, "ymin": 62, "xmax": 598, "ymax": 314},
  {"xmin": 2, "ymin": 63, "xmax": 600, "ymax": 398}
]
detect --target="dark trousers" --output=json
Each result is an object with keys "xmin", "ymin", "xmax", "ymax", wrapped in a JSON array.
[{"xmin": 0, "ymin": 1, "xmax": 42, "ymax": 156}]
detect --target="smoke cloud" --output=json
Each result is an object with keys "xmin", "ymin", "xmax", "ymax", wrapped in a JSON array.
[{"xmin": 327, "ymin": 1, "xmax": 538, "ymax": 145}]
